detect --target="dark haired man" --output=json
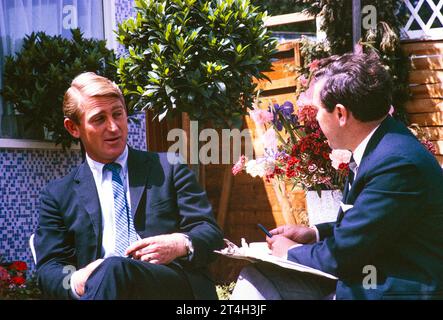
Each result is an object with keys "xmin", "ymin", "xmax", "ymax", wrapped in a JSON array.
[{"xmin": 231, "ymin": 52, "xmax": 443, "ymax": 300}]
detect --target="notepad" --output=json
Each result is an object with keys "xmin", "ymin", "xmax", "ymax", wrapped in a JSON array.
[{"xmin": 214, "ymin": 238, "xmax": 337, "ymax": 280}]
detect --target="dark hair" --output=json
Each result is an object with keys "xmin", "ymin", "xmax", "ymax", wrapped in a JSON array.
[{"xmin": 314, "ymin": 52, "xmax": 392, "ymax": 122}]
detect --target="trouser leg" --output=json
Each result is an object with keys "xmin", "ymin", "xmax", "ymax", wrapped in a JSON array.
[
  {"xmin": 231, "ymin": 263, "xmax": 336, "ymax": 300},
  {"xmin": 81, "ymin": 256, "xmax": 194, "ymax": 300}
]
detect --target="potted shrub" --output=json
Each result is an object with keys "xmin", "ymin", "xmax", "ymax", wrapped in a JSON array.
[
  {"xmin": 116, "ymin": 0, "xmax": 278, "ymax": 128},
  {"xmin": 1, "ymin": 29, "xmax": 117, "ymax": 149}
]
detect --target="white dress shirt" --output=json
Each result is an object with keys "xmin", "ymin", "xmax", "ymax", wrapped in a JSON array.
[
  {"xmin": 85, "ymin": 145, "xmax": 141, "ymax": 258},
  {"xmin": 71, "ymin": 146, "xmax": 138, "ymax": 298}
]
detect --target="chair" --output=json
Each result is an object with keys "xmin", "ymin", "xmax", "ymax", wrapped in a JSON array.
[{"xmin": 29, "ymin": 233, "xmax": 37, "ymax": 264}]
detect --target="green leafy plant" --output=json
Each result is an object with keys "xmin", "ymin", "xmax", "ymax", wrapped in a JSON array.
[
  {"xmin": 1, "ymin": 29, "xmax": 117, "ymax": 149},
  {"xmin": 117, "ymin": 0, "xmax": 278, "ymax": 128}
]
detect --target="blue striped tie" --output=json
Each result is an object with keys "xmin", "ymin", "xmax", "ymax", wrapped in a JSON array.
[{"xmin": 104, "ymin": 163, "xmax": 138, "ymax": 256}]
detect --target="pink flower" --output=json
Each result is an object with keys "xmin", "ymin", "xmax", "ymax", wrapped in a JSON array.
[
  {"xmin": 329, "ymin": 149, "xmax": 352, "ymax": 170},
  {"xmin": 232, "ymin": 155, "xmax": 248, "ymax": 176},
  {"xmin": 308, "ymin": 164, "xmax": 318, "ymax": 173},
  {"xmin": 261, "ymin": 128, "xmax": 277, "ymax": 152},
  {"xmin": 298, "ymin": 105, "xmax": 318, "ymax": 123},
  {"xmin": 299, "ymin": 75, "xmax": 308, "ymax": 87},
  {"xmin": 308, "ymin": 59, "xmax": 320, "ymax": 72},
  {"xmin": 249, "ymin": 108, "xmax": 274, "ymax": 126},
  {"xmin": 0, "ymin": 266, "xmax": 10, "ymax": 282},
  {"xmin": 296, "ymin": 91, "xmax": 310, "ymax": 108}
]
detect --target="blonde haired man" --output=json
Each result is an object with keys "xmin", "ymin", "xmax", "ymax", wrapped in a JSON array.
[{"xmin": 35, "ymin": 72, "xmax": 223, "ymax": 299}]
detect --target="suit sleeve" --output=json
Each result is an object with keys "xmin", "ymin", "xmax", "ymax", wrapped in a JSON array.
[
  {"xmin": 316, "ymin": 222, "xmax": 336, "ymax": 240},
  {"xmin": 288, "ymin": 156, "xmax": 425, "ymax": 278},
  {"xmin": 171, "ymin": 155, "xmax": 224, "ymax": 268},
  {"xmin": 34, "ymin": 185, "xmax": 76, "ymax": 299}
]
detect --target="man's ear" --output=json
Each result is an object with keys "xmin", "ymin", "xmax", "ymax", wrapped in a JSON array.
[
  {"xmin": 64, "ymin": 118, "xmax": 81, "ymax": 139},
  {"xmin": 335, "ymin": 104, "xmax": 349, "ymax": 127}
]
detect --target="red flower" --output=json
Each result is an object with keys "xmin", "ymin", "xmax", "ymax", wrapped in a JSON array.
[
  {"xmin": 11, "ymin": 276, "xmax": 26, "ymax": 286},
  {"xmin": 338, "ymin": 163, "xmax": 349, "ymax": 171},
  {"xmin": 421, "ymin": 140, "xmax": 437, "ymax": 155},
  {"xmin": 9, "ymin": 261, "xmax": 27, "ymax": 272}
]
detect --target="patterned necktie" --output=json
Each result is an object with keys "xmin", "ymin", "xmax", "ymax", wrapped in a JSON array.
[
  {"xmin": 348, "ymin": 156, "xmax": 357, "ymax": 187},
  {"xmin": 104, "ymin": 162, "xmax": 138, "ymax": 256}
]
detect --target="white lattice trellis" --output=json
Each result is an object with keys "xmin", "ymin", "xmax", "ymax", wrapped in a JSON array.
[{"xmin": 402, "ymin": 0, "xmax": 443, "ymax": 40}]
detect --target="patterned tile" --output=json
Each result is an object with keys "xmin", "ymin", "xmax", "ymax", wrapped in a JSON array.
[{"xmin": 115, "ymin": 0, "xmax": 136, "ymax": 57}]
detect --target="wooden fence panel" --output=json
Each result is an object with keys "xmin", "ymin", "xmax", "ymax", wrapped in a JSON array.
[
  {"xmin": 410, "ymin": 56, "xmax": 443, "ymax": 71},
  {"xmin": 402, "ymin": 40, "xmax": 443, "ymax": 166},
  {"xmin": 409, "ymin": 70, "xmax": 443, "ymax": 85},
  {"xmin": 405, "ymin": 99, "xmax": 443, "ymax": 113}
]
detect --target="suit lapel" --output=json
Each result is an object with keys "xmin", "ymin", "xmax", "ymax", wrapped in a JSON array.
[
  {"xmin": 127, "ymin": 148, "xmax": 152, "ymax": 218},
  {"xmin": 342, "ymin": 116, "xmax": 393, "ymax": 205},
  {"xmin": 337, "ymin": 116, "xmax": 393, "ymax": 223},
  {"xmin": 73, "ymin": 162, "xmax": 102, "ymax": 242}
]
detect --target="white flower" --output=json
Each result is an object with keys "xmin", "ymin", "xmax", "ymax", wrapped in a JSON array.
[
  {"xmin": 245, "ymin": 159, "xmax": 268, "ymax": 178},
  {"xmin": 329, "ymin": 149, "xmax": 352, "ymax": 170}
]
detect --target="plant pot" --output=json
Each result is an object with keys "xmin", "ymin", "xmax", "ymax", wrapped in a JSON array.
[{"xmin": 305, "ymin": 190, "xmax": 343, "ymax": 226}]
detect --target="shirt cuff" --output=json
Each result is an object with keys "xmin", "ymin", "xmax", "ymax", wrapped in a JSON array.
[
  {"xmin": 70, "ymin": 270, "xmax": 81, "ymax": 300},
  {"xmin": 311, "ymin": 225, "xmax": 320, "ymax": 242},
  {"xmin": 181, "ymin": 234, "xmax": 195, "ymax": 260}
]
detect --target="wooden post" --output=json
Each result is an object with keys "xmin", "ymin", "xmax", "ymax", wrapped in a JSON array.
[
  {"xmin": 216, "ymin": 165, "xmax": 233, "ymax": 230},
  {"xmin": 353, "ymin": 0, "xmax": 363, "ymax": 54}
]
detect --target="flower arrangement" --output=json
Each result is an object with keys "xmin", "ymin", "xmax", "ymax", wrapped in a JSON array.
[
  {"xmin": 0, "ymin": 257, "xmax": 41, "ymax": 300},
  {"xmin": 233, "ymin": 100, "xmax": 351, "ymax": 195},
  {"xmin": 232, "ymin": 60, "xmax": 351, "ymax": 195}
]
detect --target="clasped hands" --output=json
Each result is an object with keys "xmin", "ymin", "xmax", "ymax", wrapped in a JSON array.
[
  {"xmin": 266, "ymin": 225, "xmax": 316, "ymax": 258},
  {"xmin": 125, "ymin": 233, "xmax": 189, "ymax": 264}
]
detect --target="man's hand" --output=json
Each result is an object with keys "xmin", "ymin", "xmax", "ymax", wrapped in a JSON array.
[
  {"xmin": 267, "ymin": 235, "xmax": 298, "ymax": 258},
  {"xmin": 269, "ymin": 225, "xmax": 316, "ymax": 244},
  {"xmin": 125, "ymin": 233, "xmax": 188, "ymax": 265},
  {"xmin": 71, "ymin": 259, "xmax": 104, "ymax": 297}
]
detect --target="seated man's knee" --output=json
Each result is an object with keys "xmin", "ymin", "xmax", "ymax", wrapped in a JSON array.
[
  {"xmin": 100, "ymin": 256, "xmax": 128, "ymax": 273},
  {"xmin": 90, "ymin": 256, "xmax": 132, "ymax": 284}
]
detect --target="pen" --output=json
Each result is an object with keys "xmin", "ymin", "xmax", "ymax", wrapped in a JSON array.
[{"xmin": 257, "ymin": 223, "xmax": 273, "ymax": 238}]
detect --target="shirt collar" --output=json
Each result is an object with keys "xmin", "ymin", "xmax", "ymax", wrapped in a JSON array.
[
  {"xmin": 86, "ymin": 145, "xmax": 129, "ymax": 177},
  {"xmin": 352, "ymin": 124, "xmax": 380, "ymax": 168}
]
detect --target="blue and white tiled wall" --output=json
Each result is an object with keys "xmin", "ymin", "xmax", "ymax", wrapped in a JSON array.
[{"xmin": 0, "ymin": 0, "xmax": 140, "ymax": 271}]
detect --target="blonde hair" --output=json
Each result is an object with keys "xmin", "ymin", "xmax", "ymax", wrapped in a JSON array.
[{"xmin": 63, "ymin": 72, "xmax": 125, "ymax": 124}]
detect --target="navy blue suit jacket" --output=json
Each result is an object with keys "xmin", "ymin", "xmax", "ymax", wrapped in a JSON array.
[
  {"xmin": 35, "ymin": 148, "xmax": 224, "ymax": 299},
  {"xmin": 288, "ymin": 116, "xmax": 443, "ymax": 299}
]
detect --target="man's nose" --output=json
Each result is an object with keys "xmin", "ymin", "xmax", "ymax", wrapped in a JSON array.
[{"xmin": 107, "ymin": 119, "xmax": 119, "ymax": 132}]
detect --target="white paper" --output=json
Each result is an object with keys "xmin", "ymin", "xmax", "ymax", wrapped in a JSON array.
[{"xmin": 215, "ymin": 238, "xmax": 337, "ymax": 280}]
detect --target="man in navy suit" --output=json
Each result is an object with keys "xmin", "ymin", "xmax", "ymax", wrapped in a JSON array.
[
  {"xmin": 34, "ymin": 72, "xmax": 224, "ymax": 299},
  {"xmin": 231, "ymin": 52, "xmax": 443, "ymax": 300}
]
